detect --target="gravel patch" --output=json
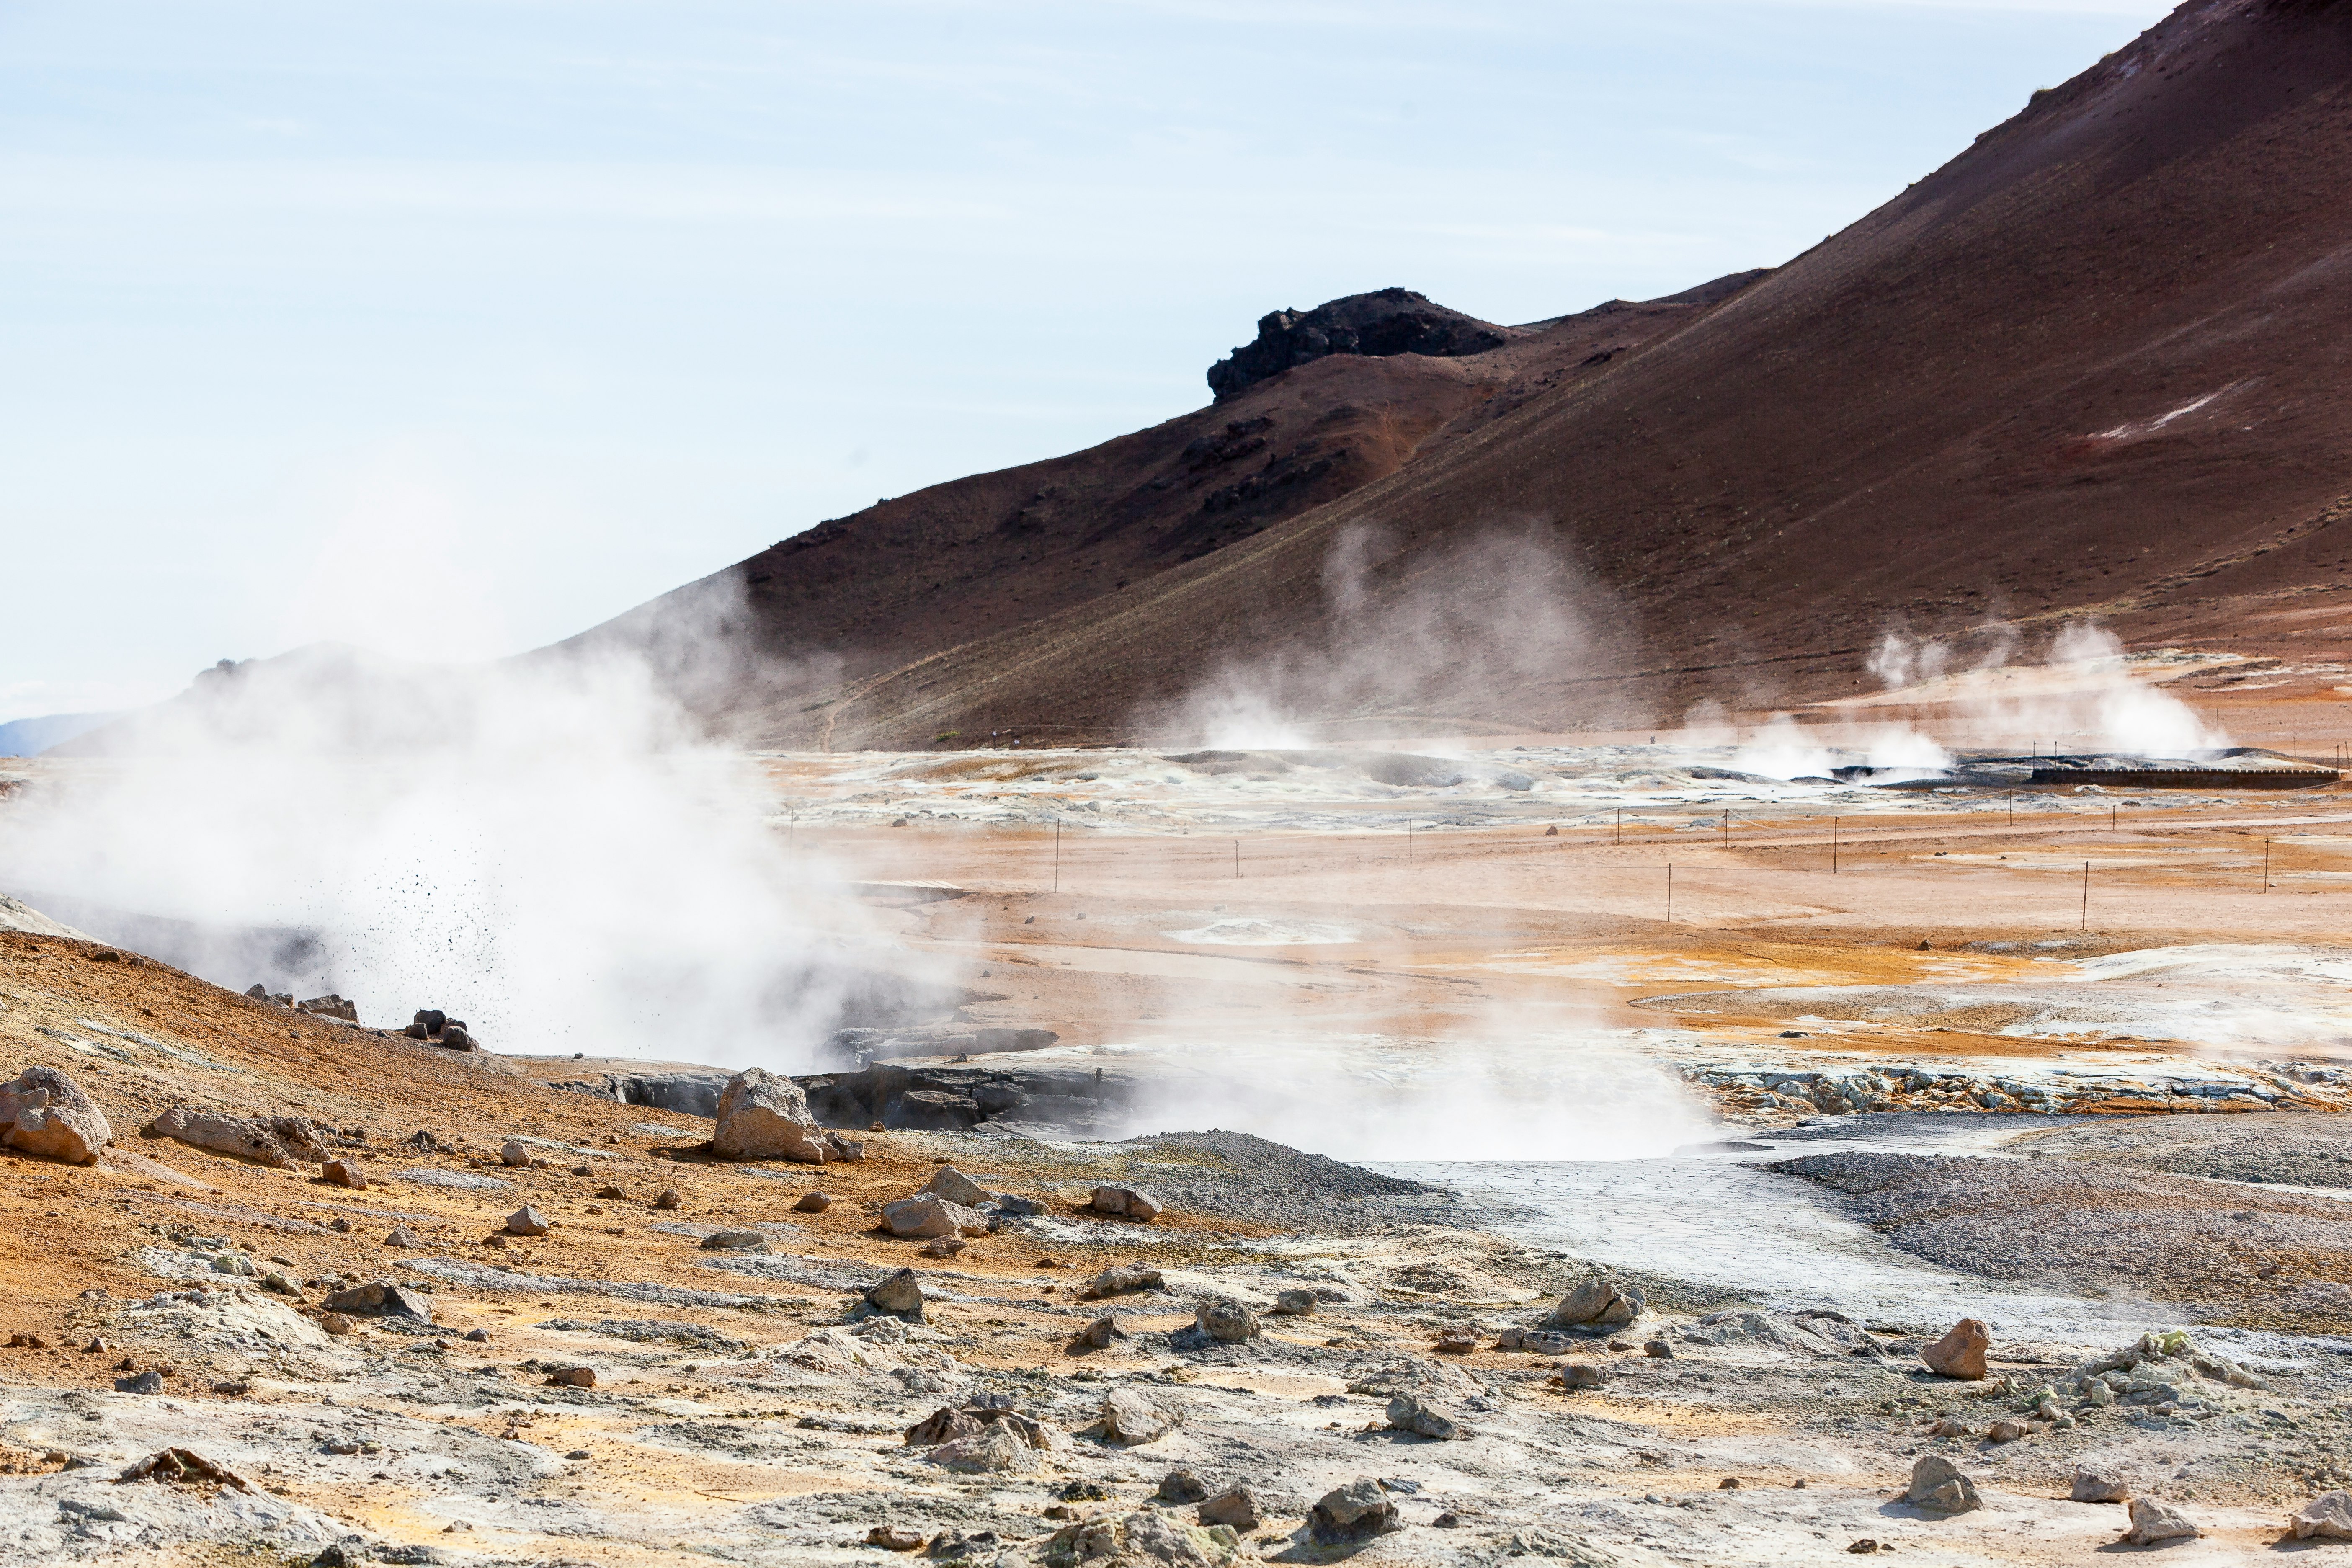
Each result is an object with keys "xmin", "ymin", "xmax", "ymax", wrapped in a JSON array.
[
  {"xmin": 2023, "ymin": 1112, "xmax": 2352, "ymax": 1190},
  {"xmin": 1770, "ymin": 1150, "xmax": 2352, "ymax": 1331}
]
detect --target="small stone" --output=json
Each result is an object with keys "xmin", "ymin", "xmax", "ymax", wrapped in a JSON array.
[
  {"xmin": 2121, "ymin": 1496, "xmax": 2200, "ymax": 1545},
  {"xmin": 1077, "ymin": 1263, "xmax": 1163, "ymax": 1300},
  {"xmin": 652, "ymin": 1189, "xmax": 681, "ymax": 1210},
  {"xmin": 464, "ymin": 1328, "xmax": 489, "ymax": 1343},
  {"xmin": 1904, "ymin": 1455, "xmax": 1982, "ymax": 1514},
  {"xmin": 1088, "ymin": 1184, "xmax": 1165, "ymax": 1221},
  {"xmin": 1921, "ymin": 1318, "xmax": 1989, "ymax": 1381},
  {"xmin": 500, "ymin": 1140, "xmax": 531, "ymax": 1167},
  {"xmin": 1719, "ymin": 1477, "xmax": 1741, "ymax": 1490},
  {"xmin": 881, "ymin": 1193, "xmax": 987, "ymax": 1240},
  {"xmin": 565, "ymin": 1448, "xmax": 591, "ymax": 1460},
  {"xmin": 7, "ymin": 1332, "xmax": 45, "ymax": 1349},
  {"xmin": 321, "ymin": 1281, "xmax": 434, "ymax": 1321},
  {"xmin": 1198, "ymin": 1483, "xmax": 1259, "ymax": 1530},
  {"xmin": 321, "ymin": 1159, "xmax": 369, "ymax": 1190},
  {"xmin": 1386, "ymin": 1393, "xmax": 1472, "ymax": 1439},
  {"xmin": 1158, "ymin": 1467, "xmax": 1209, "ymax": 1504},
  {"xmin": 925, "ymin": 1165, "xmax": 992, "ymax": 1207},
  {"xmin": 482, "ymin": 1234, "xmax": 508, "ymax": 1249},
  {"xmin": 1644, "ymin": 1339, "xmax": 1674, "ymax": 1359},
  {"xmin": 1547, "ymin": 1272, "xmax": 1643, "ymax": 1329},
  {"xmin": 570, "ymin": 1165, "xmax": 591, "ymax": 1176},
  {"xmin": 1270, "ymin": 1289, "xmax": 1318, "ymax": 1316},
  {"xmin": 1075, "ymin": 1313, "xmax": 1127, "ymax": 1349},
  {"xmin": 1100, "ymin": 1386, "xmax": 1172, "ymax": 1444},
  {"xmin": 212, "ymin": 1379, "xmax": 250, "ymax": 1395},
  {"xmin": 383, "ymin": 1227, "xmax": 421, "ymax": 1248},
  {"xmin": 330, "ymin": 1217, "xmax": 351, "ymax": 1234},
  {"xmin": 1986, "ymin": 1419, "xmax": 2028, "ymax": 1443},
  {"xmin": 1194, "ymin": 1297, "xmax": 1259, "ymax": 1343},
  {"xmin": 505, "ymin": 1205, "xmax": 551, "ymax": 1236},
  {"xmin": 864, "ymin": 1267, "xmax": 926, "ymax": 1320},
  {"xmin": 699, "ymin": 1230, "xmax": 767, "ymax": 1251},
  {"xmin": 920, "ymin": 1235, "xmax": 966, "ymax": 1258},
  {"xmin": 1551, "ymin": 1362, "xmax": 1606, "ymax": 1390},
  {"xmin": 1310, "ymin": 1478, "xmax": 1399, "ymax": 1544},
  {"xmin": 596, "ymin": 1185, "xmax": 627, "ymax": 1200},
  {"xmin": 550, "ymin": 1366, "xmax": 596, "ymax": 1388},
  {"xmin": 928, "ymin": 1422, "xmax": 1033, "ymax": 1474},
  {"xmin": 866, "ymin": 1525, "xmax": 926, "ymax": 1551},
  {"xmin": 1847, "ymin": 1540, "xmax": 1880, "ymax": 1555},
  {"xmin": 114, "ymin": 1370, "xmax": 164, "ymax": 1394},
  {"xmin": 794, "ymin": 1191, "xmax": 831, "ymax": 1213},
  {"xmin": 2071, "ymin": 1466, "xmax": 2129, "ymax": 1503},
  {"xmin": 320, "ymin": 1313, "xmax": 354, "ymax": 1335},
  {"xmin": 2292, "ymin": 1491, "xmax": 2352, "ymax": 1540}
]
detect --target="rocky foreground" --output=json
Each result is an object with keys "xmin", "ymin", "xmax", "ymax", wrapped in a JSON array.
[{"xmin": 6, "ymin": 932, "xmax": 2352, "ymax": 1565}]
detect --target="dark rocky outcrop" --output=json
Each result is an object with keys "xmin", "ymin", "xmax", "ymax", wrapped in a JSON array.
[{"xmin": 1207, "ymin": 288, "xmax": 1509, "ymax": 401}]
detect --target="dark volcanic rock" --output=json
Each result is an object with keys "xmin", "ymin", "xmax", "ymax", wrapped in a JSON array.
[{"xmin": 1207, "ymin": 288, "xmax": 1509, "ymax": 401}]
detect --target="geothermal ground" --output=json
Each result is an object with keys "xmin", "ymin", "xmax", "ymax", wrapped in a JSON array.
[{"xmin": 9, "ymin": 678, "xmax": 2352, "ymax": 1564}]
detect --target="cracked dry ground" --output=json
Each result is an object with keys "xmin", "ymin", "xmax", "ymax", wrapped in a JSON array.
[{"xmin": 6, "ymin": 930, "xmax": 2352, "ymax": 1566}]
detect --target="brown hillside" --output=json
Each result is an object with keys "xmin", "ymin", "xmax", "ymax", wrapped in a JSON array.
[{"xmin": 595, "ymin": 0, "xmax": 2352, "ymax": 747}]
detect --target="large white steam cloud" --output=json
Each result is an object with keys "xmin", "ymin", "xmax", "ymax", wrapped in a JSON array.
[
  {"xmin": 1869, "ymin": 622, "xmax": 2228, "ymax": 756},
  {"xmin": 0, "ymin": 596, "xmax": 946, "ymax": 1065}
]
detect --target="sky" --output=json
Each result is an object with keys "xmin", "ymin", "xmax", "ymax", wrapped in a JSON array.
[{"xmin": 0, "ymin": 0, "xmax": 2173, "ymax": 724}]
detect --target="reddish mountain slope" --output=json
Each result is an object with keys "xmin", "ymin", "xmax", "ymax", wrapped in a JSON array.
[{"xmin": 594, "ymin": 0, "xmax": 2352, "ymax": 746}]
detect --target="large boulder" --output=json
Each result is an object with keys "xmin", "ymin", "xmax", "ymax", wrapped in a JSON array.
[
  {"xmin": 1921, "ymin": 1318, "xmax": 1990, "ymax": 1381},
  {"xmin": 0, "ymin": 1067, "xmax": 111, "ymax": 1165},
  {"xmin": 712, "ymin": 1068, "xmax": 864, "ymax": 1163},
  {"xmin": 1546, "ymin": 1273, "xmax": 1643, "ymax": 1330},
  {"xmin": 881, "ymin": 1194, "xmax": 988, "ymax": 1240},
  {"xmin": 141, "ymin": 1106, "xmax": 327, "ymax": 1170}
]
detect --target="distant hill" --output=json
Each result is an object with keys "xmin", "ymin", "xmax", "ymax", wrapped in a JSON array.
[{"xmin": 0, "ymin": 711, "xmax": 121, "ymax": 758}]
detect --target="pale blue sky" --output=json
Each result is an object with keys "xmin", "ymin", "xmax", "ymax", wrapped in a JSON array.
[{"xmin": 1, "ymin": 0, "xmax": 2170, "ymax": 722}]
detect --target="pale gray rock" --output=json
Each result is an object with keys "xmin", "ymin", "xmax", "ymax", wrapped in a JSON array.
[
  {"xmin": 1385, "ymin": 1393, "xmax": 1472, "ymax": 1439},
  {"xmin": 864, "ymin": 1267, "xmax": 926, "ymax": 1320},
  {"xmin": 925, "ymin": 1165, "xmax": 992, "ymax": 1207},
  {"xmin": 1199, "ymin": 1485, "xmax": 1261, "ymax": 1531},
  {"xmin": 1270, "ymin": 1289, "xmax": 1318, "ymax": 1316},
  {"xmin": 1, "ymin": 1066, "xmax": 112, "ymax": 1165},
  {"xmin": 1077, "ymin": 1263, "xmax": 1163, "ymax": 1300},
  {"xmin": 1101, "ymin": 1386, "xmax": 1173, "ymax": 1444},
  {"xmin": 505, "ymin": 1205, "xmax": 551, "ymax": 1236},
  {"xmin": 1547, "ymin": 1272, "xmax": 1643, "ymax": 1329},
  {"xmin": 712, "ymin": 1067, "xmax": 864, "ymax": 1163},
  {"xmin": 2071, "ymin": 1466, "xmax": 2130, "ymax": 1504},
  {"xmin": 2293, "ymin": 1491, "xmax": 2352, "ymax": 1541},
  {"xmin": 1089, "ymin": 1184, "xmax": 1165, "ymax": 1221},
  {"xmin": 2122, "ymin": 1497, "xmax": 2200, "ymax": 1545},
  {"xmin": 929, "ymin": 1422, "xmax": 1034, "ymax": 1473},
  {"xmin": 141, "ymin": 1105, "xmax": 320, "ymax": 1169},
  {"xmin": 1905, "ymin": 1455, "xmax": 1981, "ymax": 1514},
  {"xmin": 699, "ymin": 1230, "xmax": 766, "ymax": 1251},
  {"xmin": 499, "ymin": 1139, "xmax": 531, "ymax": 1167},
  {"xmin": 321, "ymin": 1281, "xmax": 433, "ymax": 1321},
  {"xmin": 1076, "ymin": 1313, "xmax": 1128, "ymax": 1349},
  {"xmin": 881, "ymin": 1194, "xmax": 988, "ymax": 1239}
]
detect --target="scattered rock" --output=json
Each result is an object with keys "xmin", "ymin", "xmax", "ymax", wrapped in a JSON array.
[
  {"xmin": 794, "ymin": 1191, "xmax": 832, "ymax": 1213},
  {"xmin": 1100, "ymin": 1386, "xmax": 1173, "ymax": 1444},
  {"xmin": 1550, "ymin": 1363, "xmax": 1606, "ymax": 1391},
  {"xmin": 2121, "ymin": 1496, "xmax": 2200, "ymax": 1545},
  {"xmin": 925, "ymin": 1165, "xmax": 992, "ymax": 1207},
  {"xmin": 1075, "ymin": 1313, "xmax": 1128, "ymax": 1350},
  {"xmin": 929, "ymin": 1422, "xmax": 1034, "ymax": 1474},
  {"xmin": 1078, "ymin": 1264, "xmax": 1163, "ymax": 1300},
  {"xmin": 1310, "ymin": 1478, "xmax": 1400, "ymax": 1544},
  {"xmin": 0, "ymin": 1068, "xmax": 113, "ymax": 1165},
  {"xmin": 2071, "ymin": 1466, "xmax": 2130, "ymax": 1504},
  {"xmin": 1644, "ymin": 1338, "xmax": 1674, "ymax": 1359},
  {"xmin": 549, "ymin": 1366, "xmax": 596, "ymax": 1388},
  {"xmin": 652, "ymin": 1189, "xmax": 681, "ymax": 1210},
  {"xmin": 1986, "ymin": 1419, "xmax": 2028, "ymax": 1443},
  {"xmin": 699, "ymin": 1230, "xmax": 767, "ymax": 1251},
  {"xmin": 1037, "ymin": 1509, "xmax": 1238, "ymax": 1568},
  {"xmin": 1159, "ymin": 1468, "xmax": 1210, "ymax": 1504},
  {"xmin": 463, "ymin": 1328, "xmax": 488, "ymax": 1343},
  {"xmin": 1904, "ymin": 1455, "xmax": 1982, "ymax": 1514},
  {"xmin": 1386, "ymin": 1393, "xmax": 1472, "ymax": 1439},
  {"xmin": 499, "ymin": 1140, "xmax": 531, "ymax": 1167},
  {"xmin": 1921, "ymin": 1318, "xmax": 1989, "ymax": 1381},
  {"xmin": 866, "ymin": 1525, "xmax": 927, "ymax": 1551},
  {"xmin": 1270, "ymin": 1289, "xmax": 1318, "ymax": 1316},
  {"xmin": 1199, "ymin": 1484, "xmax": 1260, "ymax": 1531},
  {"xmin": 505, "ymin": 1205, "xmax": 551, "ymax": 1236},
  {"xmin": 119, "ymin": 1447, "xmax": 250, "ymax": 1490},
  {"xmin": 321, "ymin": 1158, "xmax": 369, "ymax": 1189},
  {"xmin": 142, "ymin": 1106, "xmax": 324, "ymax": 1170},
  {"xmin": 320, "ymin": 1313, "xmax": 355, "ymax": 1335},
  {"xmin": 1434, "ymin": 1328, "xmax": 1479, "ymax": 1354},
  {"xmin": 383, "ymin": 1227, "xmax": 422, "ymax": 1248},
  {"xmin": 1547, "ymin": 1273, "xmax": 1643, "ymax": 1330},
  {"xmin": 712, "ymin": 1067, "xmax": 864, "ymax": 1163},
  {"xmin": 1194, "ymin": 1297, "xmax": 1259, "ymax": 1343},
  {"xmin": 5, "ymin": 1333, "xmax": 42, "ymax": 1349},
  {"xmin": 1088, "ymin": 1184, "xmax": 1165, "ymax": 1221},
  {"xmin": 864, "ymin": 1267, "xmax": 926, "ymax": 1321},
  {"xmin": 1494, "ymin": 1327, "xmax": 1577, "ymax": 1354},
  {"xmin": 113, "ymin": 1371, "xmax": 163, "ymax": 1394},
  {"xmin": 2292, "ymin": 1491, "xmax": 2352, "ymax": 1541},
  {"xmin": 920, "ymin": 1235, "xmax": 967, "ymax": 1258},
  {"xmin": 321, "ymin": 1281, "xmax": 433, "ymax": 1321},
  {"xmin": 882, "ymin": 1194, "xmax": 988, "ymax": 1240}
]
